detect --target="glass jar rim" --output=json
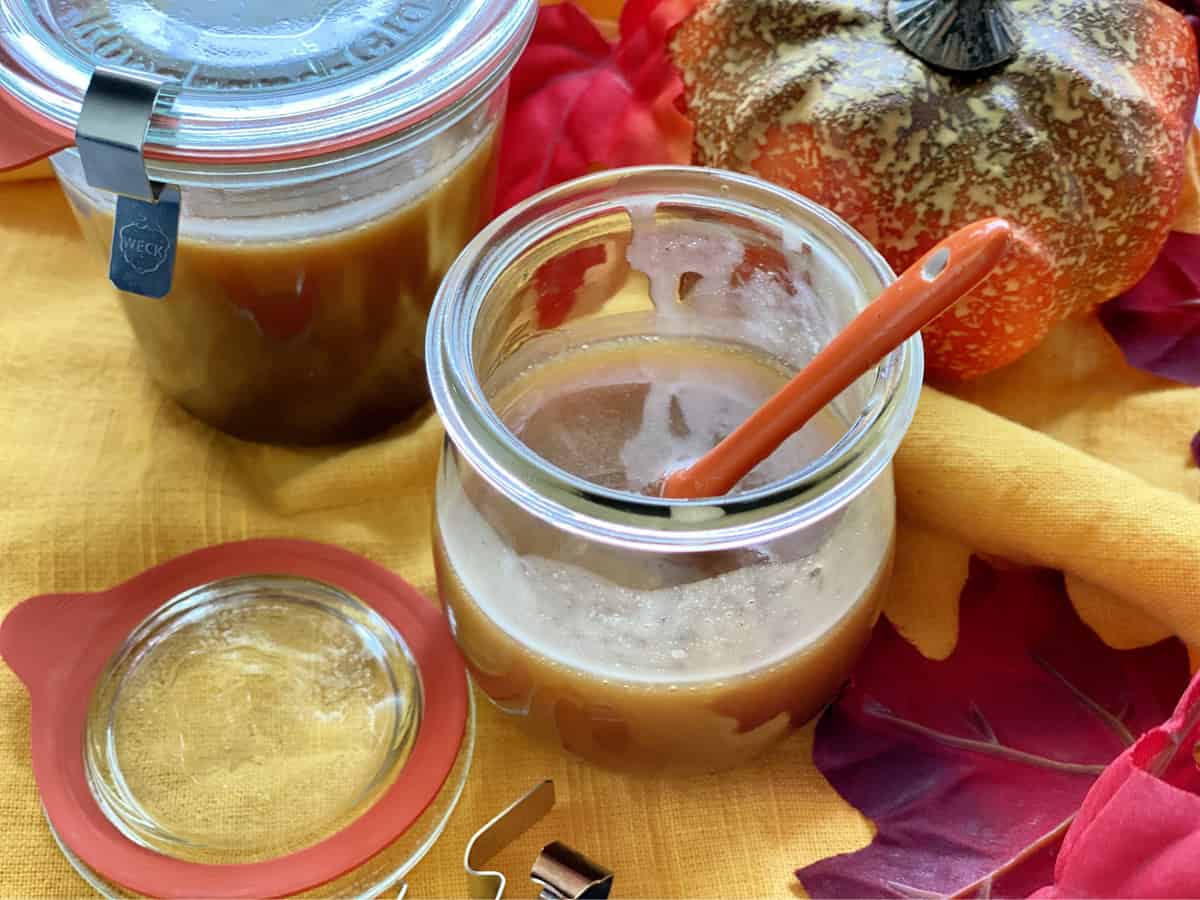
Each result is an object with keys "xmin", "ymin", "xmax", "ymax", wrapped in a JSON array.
[
  {"xmin": 50, "ymin": 79, "xmax": 500, "ymax": 191},
  {"xmin": 427, "ymin": 166, "xmax": 924, "ymax": 552},
  {"xmin": 0, "ymin": 0, "xmax": 534, "ymax": 164}
]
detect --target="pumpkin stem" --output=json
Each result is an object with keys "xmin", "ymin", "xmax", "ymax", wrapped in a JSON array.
[{"xmin": 887, "ymin": 0, "xmax": 1019, "ymax": 73}]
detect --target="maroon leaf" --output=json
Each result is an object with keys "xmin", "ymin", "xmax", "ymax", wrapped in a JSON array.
[
  {"xmin": 1192, "ymin": 430, "xmax": 1200, "ymax": 467},
  {"xmin": 1097, "ymin": 231, "xmax": 1200, "ymax": 386},
  {"xmin": 797, "ymin": 559, "xmax": 1189, "ymax": 899}
]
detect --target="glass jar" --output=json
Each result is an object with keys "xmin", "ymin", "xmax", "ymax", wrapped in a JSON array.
[
  {"xmin": 0, "ymin": 0, "xmax": 535, "ymax": 444},
  {"xmin": 427, "ymin": 166, "xmax": 923, "ymax": 773}
]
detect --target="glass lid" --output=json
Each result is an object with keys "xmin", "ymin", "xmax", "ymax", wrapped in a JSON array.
[
  {"xmin": 86, "ymin": 576, "xmax": 423, "ymax": 865},
  {"xmin": 0, "ymin": 539, "xmax": 473, "ymax": 898},
  {"xmin": 0, "ymin": 0, "xmax": 535, "ymax": 161}
]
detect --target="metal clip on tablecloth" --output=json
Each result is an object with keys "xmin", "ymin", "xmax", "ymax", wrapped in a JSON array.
[
  {"xmin": 531, "ymin": 841, "xmax": 613, "ymax": 899},
  {"xmin": 464, "ymin": 780, "xmax": 613, "ymax": 899}
]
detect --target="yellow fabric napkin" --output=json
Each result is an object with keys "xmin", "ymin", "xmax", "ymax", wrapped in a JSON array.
[{"xmin": 0, "ymin": 154, "xmax": 1197, "ymax": 899}]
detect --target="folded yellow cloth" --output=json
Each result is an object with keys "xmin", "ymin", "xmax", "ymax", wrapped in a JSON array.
[
  {"xmin": 0, "ymin": 158, "xmax": 1197, "ymax": 899},
  {"xmin": 892, "ymin": 329, "xmax": 1200, "ymax": 662}
]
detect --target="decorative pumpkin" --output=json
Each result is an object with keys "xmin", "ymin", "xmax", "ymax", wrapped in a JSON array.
[{"xmin": 671, "ymin": 0, "xmax": 1199, "ymax": 379}]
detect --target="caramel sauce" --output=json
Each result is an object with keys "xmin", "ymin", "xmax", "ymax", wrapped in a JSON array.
[
  {"xmin": 66, "ymin": 133, "xmax": 497, "ymax": 444},
  {"xmin": 434, "ymin": 336, "xmax": 893, "ymax": 772}
]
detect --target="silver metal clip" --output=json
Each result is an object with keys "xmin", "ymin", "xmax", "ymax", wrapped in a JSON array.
[
  {"xmin": 75, "ymin": 67, "xmax": 180, "ymax": 299},
  {"xmin": 532, "ymin": 841, "xmax": 613, "ymax": 899},
  {"xmin": 466, "ymin": 780, "xmax": 557, "ymax": 899},
  {"xmin": 463, "ymin": 781, "xmax": 615, "ymax": 900}
]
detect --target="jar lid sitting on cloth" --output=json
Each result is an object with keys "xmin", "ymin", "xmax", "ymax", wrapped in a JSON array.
[{"xmin": 0, "ymin": 539, "xmax": 474, "ymax": 898}]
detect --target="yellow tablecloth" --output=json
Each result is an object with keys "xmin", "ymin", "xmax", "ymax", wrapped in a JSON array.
[{"xmin": 1, "ymin": 160, "xmax": 1198, "ymax": 898}]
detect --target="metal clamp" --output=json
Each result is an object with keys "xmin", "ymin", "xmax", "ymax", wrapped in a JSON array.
[
  {"xmin": 466, "ymin": 781, "xmax": 558, "ymax": 899},
  {"xmin": 75, "ymin": 67, "xmax": 180, "ymax": 298},
  {"xmin": 76, "ymin": 68, "xmax": 170, "ymax": 201},
  {"xmin": 532, "ymin": 842, "xmax": 613, "ymax": 899},
  {"xmin": 464, "ymin": 781, "xmax": 614, "ymax": 899}
]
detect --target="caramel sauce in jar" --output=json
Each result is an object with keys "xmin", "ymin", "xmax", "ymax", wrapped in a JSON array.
[
  {"xmin": 435, "ymin": 335, "xmax": 894, "ymax": 773},
  {"xmin": 58, "ymin": 131, "xmax": 497, "ymax": 444},
  {"xmin": 427, "ymin": 168, "xmax": 921, "ymax": 773}
]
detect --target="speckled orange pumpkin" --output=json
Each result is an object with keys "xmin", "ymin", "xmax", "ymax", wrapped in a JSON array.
[{"xmin": 672, "ymin": 0, "xmax": 1199, "ymax": 379}]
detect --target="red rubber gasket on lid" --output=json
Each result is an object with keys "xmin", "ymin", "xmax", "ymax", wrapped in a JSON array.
[
  {"xmin": 0, "ymin": 539, "xmax": 468, "ymax": 899},
  {"xmin": 0, "ymin": 91, "xmax": 71, "ymax": 172}
]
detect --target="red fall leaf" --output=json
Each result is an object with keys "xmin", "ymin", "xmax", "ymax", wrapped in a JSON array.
[
  {"xmin": 1032, "ymin": 666, "xmax": 1200, "ymax": 898},
  {"xmin": 798, "ymin": 559, "xmax": 1190, "ymax": 899},
  {"xmin": 230, "ymin": 292, "xmax": 315, "ymax": 341},
  {"xmin": 1098, "ymin": 231, "xmax": 1200, "ymax": 386},
  {"xmin": 494, "ymin": 0, "xmax": 696, "ymax": 216},
  {"xmin": 533, "ymin": 243, "xmax": 609, "ymax": 329}
]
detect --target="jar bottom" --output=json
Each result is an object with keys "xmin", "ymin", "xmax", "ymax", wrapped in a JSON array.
[{"xmin": 163, "ymin": 376, "xmax": 431, "ymax": 446}]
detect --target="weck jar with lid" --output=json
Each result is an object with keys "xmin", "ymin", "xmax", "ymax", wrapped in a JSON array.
[{"xmin": 0, "ymin": 0, "xmax": 535, "ymax": 443}]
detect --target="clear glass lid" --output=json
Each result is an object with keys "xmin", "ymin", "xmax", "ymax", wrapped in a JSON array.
[
  {"xmin": 0, "ymin": 539, "xmax": 473, "ymax": 898},
  {"xmin": 86, "ymin": 576, "xmax": 424, "ymax": 865},
  {"xmin": 0, "ymin": 0, "xmax": 535, "ymax": 159}
]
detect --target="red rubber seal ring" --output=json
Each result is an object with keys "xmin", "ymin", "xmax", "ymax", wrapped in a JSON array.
[{"xmin": 0, "ymin": 539, "xmax": 468, "ymax": 899}]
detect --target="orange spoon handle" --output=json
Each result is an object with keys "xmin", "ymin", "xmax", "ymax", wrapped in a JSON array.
[{"xmin": 661, "ymin": 217, "xmax": 1013, "ymax": 500}]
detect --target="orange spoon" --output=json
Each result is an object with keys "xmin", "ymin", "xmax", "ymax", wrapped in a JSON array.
[{"xmin": 660, "ymin": 217, "xmax": 1013, "ymax": 500}]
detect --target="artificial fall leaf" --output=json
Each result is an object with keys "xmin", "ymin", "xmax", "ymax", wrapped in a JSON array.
[
  {"xmin": 1098, "ymin": 231, "xmax": 1200, "ymax": 386},
  {"xmin": 1031, "ymin": 666, "xmax": 1200, "ymax": 898},
  {"xmin": 230, "ymin": 292, "xmax": 314, "ymax": 341},
  {"xmin": 797, "ymin": 558, "xmax": 1189, "ymax": 899},
  {"xmin": 494, "ymin": 0, "xmax": 695, "ymax": 216}
]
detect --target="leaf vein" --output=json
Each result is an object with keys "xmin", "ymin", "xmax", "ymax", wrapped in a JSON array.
[
  {"xmin": 1032, "ymin": 653, "xmax": 1136, "ymax": 746},
  {"xmin": 865, "ymin": 701, "xmax": 1106, "ymax": 775}
]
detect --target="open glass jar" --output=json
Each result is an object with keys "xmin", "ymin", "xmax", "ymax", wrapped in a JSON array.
[
  {"xmin": 0, "ymin": 0, "xmax": 535, "ymax": 444},
  {"xmin": 427, "ymin": 167, "xmax": 923, "ymax": 773}
]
